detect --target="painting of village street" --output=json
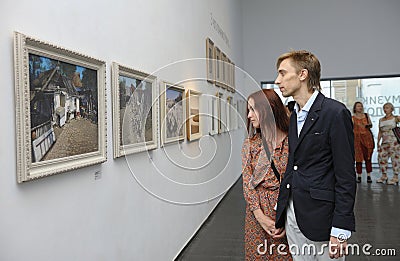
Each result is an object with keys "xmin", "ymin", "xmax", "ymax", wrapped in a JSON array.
[
  {"xmin": 119, "ymin": 75, "xmax": 153, "ymax": 146},
  {"xmin": 164, "ymin": 86, "xmax": 184, "ymax": 141},
  {"xmin": 29, "ymin": 53, "xmax": 99, "ymax": 163}
]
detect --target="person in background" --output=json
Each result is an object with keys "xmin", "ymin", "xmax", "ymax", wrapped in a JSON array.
[
  {"xmin": 274, "ymin": 50, "xmax": 356, "ymax": 260},
  {"xmin": 241, "ymin": 89, "xmax": 292, "ymax": 260},
  {"xmin": 377, "ymin": 102, "xmax": 400, "ymax": 185},
  {"xmin": 352, "ymin": 102, "xmax": 374, "ymax": 183}
]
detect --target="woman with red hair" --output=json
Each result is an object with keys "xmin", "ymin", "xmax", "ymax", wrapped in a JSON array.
[{"xmin": 241, "ymin": 89, "xmax": 292, "ymax": 260}]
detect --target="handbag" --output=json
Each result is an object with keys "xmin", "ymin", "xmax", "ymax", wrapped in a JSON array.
[
  {"xmin": 393, "ymin": 125, "xmax": 400, "ymax": 143},
  {"xmin": 261, "ymin": 138, "xmax": 281, "ymax": 182},
  {"xmin": 364, "ymin": 113, "xmax": 375, "ymax": 149}
]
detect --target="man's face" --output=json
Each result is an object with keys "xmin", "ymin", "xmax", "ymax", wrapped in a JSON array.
[{"xmin": 275, "ymin": 58, "xmax": 302, "ymax": 98}]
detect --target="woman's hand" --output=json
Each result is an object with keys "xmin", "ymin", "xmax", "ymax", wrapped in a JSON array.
[
  {"xmin": 253, "ymin": 209, "xmax": 276, "ymax": 236},
  {"xmin": 273, "ymin": 227, "xmax": 286, "ymax": 239}
]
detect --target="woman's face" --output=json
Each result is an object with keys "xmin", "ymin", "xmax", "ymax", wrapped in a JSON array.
[
  {"xmin": 383, "ymin": 104, "xmax": 393, "ymax": 115},
  {"xmin": 247, "ymin": 98, "xmax": 260, "ymax": 129},
  {"xmin": 355, "ymin": 103, "xmax": 364, "ymax": 113}
]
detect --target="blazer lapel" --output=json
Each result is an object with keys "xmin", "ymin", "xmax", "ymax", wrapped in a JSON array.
[{"xmin": 295, "ymin": 93, "xmax": 324, "ymax": 152}]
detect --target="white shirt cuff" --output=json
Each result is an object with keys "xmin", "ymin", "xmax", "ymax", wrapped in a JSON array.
[{"xmin": 331, "ymin": 227, "xmax": 351, "ymax": 241}]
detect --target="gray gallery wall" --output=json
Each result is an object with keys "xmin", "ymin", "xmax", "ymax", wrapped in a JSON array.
[
  {"xmin": 242, "ymin": 0, "xmax": 400, "ymax": 84},
  {"xmin": 0, "ymin": 0, "xmax": 245, "ymax": 260}
]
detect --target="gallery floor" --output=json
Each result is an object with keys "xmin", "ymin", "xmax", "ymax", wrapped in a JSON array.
[{"xmin": 176, "ymin": 168, "xmax": 400, "ymax": 260}]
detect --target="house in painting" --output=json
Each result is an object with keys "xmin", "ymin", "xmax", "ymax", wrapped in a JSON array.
[{"xmin": 30, "ymin": 66, "xmax": 83, "ymax": 162}]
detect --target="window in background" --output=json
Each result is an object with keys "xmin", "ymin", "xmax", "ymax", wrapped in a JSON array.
[{"xmin": 261, "ymin": 75, "xmax": 400, "ymax": 164}]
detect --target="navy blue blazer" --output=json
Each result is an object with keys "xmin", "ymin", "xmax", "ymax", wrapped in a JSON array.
[{"xmin": 275, "ymin": 92, "xmax": 356, "ymax": 242}]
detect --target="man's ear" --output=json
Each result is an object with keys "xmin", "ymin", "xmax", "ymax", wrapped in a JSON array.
[{"xmin": 299, "ymin": 69, "xmax": 308, "ymax": 81}]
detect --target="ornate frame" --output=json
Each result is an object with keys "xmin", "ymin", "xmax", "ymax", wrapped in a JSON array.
[
  {"xmin": 14, "ymin": 32, "xmax": 107, "ymax": 182},
  {"xmin": 160, "ymin": 81, "xmax": 186, "ymax": 145},
  {"xmin": 111, "ymin": 63, "xmax": 158, "ymax": 158}
]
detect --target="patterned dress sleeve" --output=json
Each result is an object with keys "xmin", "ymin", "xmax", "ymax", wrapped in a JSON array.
[{"xmin": 241, "ymin": 138, "xmax": 260, "ymax": 211}]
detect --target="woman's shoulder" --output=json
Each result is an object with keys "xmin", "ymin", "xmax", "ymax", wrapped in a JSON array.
[{"xmin": 242, "ymin": 135, "xmax": 261, "ymax": 149}]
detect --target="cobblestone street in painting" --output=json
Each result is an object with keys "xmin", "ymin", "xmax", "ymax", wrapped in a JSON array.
[{"xmin": 43, "ymin": 117, "xmax": 98, "ymax": 161}]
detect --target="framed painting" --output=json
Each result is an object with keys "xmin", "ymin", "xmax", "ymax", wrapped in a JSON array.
[
  {"xmin": 226, "ymin": 58, "xmax": 232, "ymax": 92},
  {"xmin": 221, "ymin": 52, "xmax": 228, "ymax": 89},
  {"xmin": 111, "ymin": 63, "xmax": 157, "ymax": 158},
  {"xmin": 160, "ymin": 82, "xmax": 185, "ymax": 145},
  {"xmin": 14, "ymin": 32, "xmax": 107, "ymax": 183},
  {"xmin": 215, "ymin": 47, "xmax": 223, "ymax": 88},
  {"xmin": 226, "ymin": 96, "xmax": 233, "ymax": 131},
  {"xmin": 231, "ymin": 100, "xmax": 238, "ymax": 130},
  {"xmin": 231, "ymin": 62, "xmax": 236, "ymax": 93},
  {"xmin": 208, "ymin": 95, "xmax": 218, "ymax": 135},
  {"xmin": 217, "ymin": 92, "xmax": 223, "ymax": 134},
  {"xmin": 206, "ymin": 38, "xmax": 215, "ymax": 83},
  {"xmin": 186, "ymin": 89, "xmax": 202, "ymax": 141}
]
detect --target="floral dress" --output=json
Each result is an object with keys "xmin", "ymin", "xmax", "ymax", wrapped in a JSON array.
[
  {"xmin": 378, "ymin": 117, "xmax": 400, "ymax": 175},
  {"xmin": 241, "ymin": 134, "xmax": 292, "ymax": 260}
]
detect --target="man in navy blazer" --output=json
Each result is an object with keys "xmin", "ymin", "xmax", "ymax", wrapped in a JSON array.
[{"xmin": 273, "ymin": 50, "xmax": 356, "ymax": 260}]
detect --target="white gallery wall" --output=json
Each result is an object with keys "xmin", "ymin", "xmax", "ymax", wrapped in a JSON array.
[
  {"xmin": 242, "ymin": 0, "xmax": 400, "ymax": 84},
  {"xmin": 0, "ymin": 0, "xmax": 245, "ymax": 260}
]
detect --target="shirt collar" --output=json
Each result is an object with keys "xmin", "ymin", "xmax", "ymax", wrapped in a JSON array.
[{"xmin": 295, "ymin": 90, "xmax": 319, "ymax": 114}]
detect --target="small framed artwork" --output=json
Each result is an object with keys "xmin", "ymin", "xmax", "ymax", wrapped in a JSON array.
[
  {"xmin": 14, "ymin": 32, "xmax": 107, "ymax": 183},
  {"xmin": 217, "ymin": 92, "xmax": 223, "ymax": 134},
  {"xmin": 206, "ymin": 38, "xmax": 215, "ymax": 83},
  {"xmin": 111, "ymin": 63, "xmax": 157, "ymax": 158},
  {"xmin": 231, "ymin": 100, "xmax": 238, "ymax": 130},
  {"xmin": 231, "ymin": 62, "xmax": 236, "ymax": 93},
  {"xmin": 226, "ymin": 58, "xmax": 233, "ymax": 92},
  {"xmin": 208, "ymin": 95, "xmax": 218, "ymax": 135},
  {"xmin": 221, "ymin": 94, "xmax": 228, "ymax": 133},
  {"xmin": 226, "ymin": 96, "xmax": 233, "ymax": 131},
  {"xmin": 215, "ymin": 47, "xmax": 223, "ymax": 88},
  {"xmin": 186, "ymin": 89, "xmax": 202, "ymax": 141},
  {"xmin": 160, "ymin": 82, "xmax": 185, "ymax": 145},
  {"xmin": 221, "ymin": 52, "xmax": 228, "ymax": 89}
]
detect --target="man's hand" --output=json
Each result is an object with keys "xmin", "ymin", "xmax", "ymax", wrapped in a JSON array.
[{"xmin": 329, "ymin": 236, "xmax": 348, "ymax": 259}]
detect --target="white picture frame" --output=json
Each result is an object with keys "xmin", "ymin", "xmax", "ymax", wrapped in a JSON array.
[
  {"xmin": 186, "ymin": 89, "xmax": 202, "ymax": 141},
  {"xmin": 111, "ymin": 63, "xmax": 158, "ymax": 158},
  {"xmin": 14, "ymin": 31, "xmax": 107, "ymax": 183},
  {"xmin": 160, "ymin": 82, "xmax": 185, "ymax": 145}
]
